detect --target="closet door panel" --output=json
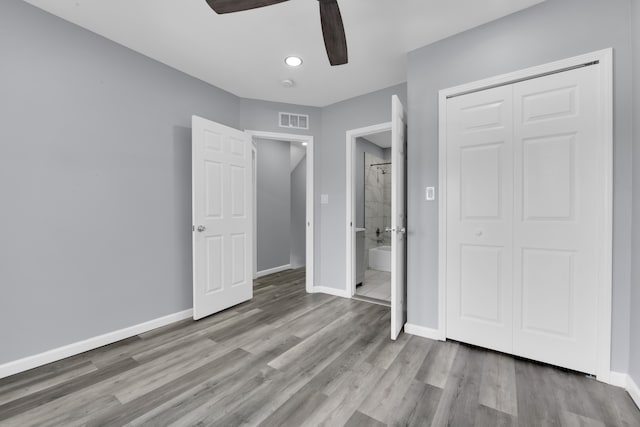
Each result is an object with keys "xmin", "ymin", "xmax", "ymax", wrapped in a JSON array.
[
  {"xmin": 445, "ymin": 85, "xmax": 514, "ymax": 354},
  {"xmin": 512, "ymin": 65, "xmax": 601, "ymax": 374}
]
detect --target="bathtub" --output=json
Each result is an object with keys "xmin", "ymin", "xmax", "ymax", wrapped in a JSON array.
[{"xmin": 369, "ymin": 245, "xmax": 391, "ymax": 272}]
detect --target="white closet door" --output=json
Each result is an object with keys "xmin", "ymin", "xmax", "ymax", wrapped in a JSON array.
[
  {"xmin": 512, "ymin": 66, "xmax": 601, "ymax": 374},
  {"xmin": 445, "ymin": 85, "xmax": 514, "ymax": 354}
]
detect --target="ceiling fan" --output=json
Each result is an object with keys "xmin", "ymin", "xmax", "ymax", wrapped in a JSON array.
[{"xmin": 204, "ymin": 0, "xmax": 348, "ymax": 66}]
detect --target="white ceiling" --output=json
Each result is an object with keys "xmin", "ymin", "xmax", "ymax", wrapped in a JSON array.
[
  {"xmin": 22, "ymin": 0, "xmax": 544, "ymax": 107},
  {"xmin": 364, "ymin": 131, "xmax": 392, "ymax": 149}
]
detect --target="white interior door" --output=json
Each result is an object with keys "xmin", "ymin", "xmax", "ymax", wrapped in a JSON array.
[
  {"xmin": 390, "ymin": 95, "xmax": 407, "ymax": 340},
  {"xmin": 192, "ymin": 116, "xmax": 253, "ymax": 320},
  {"xmin": 512, "ymin": 65, "xmax": 601, "ymax": 373},
  {"xmin": 445, "ymin": 85, "xmax": 514, "ymax": 354}
]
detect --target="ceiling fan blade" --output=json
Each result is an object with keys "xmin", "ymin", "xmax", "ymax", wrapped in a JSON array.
[
  {"xmin": 205, "ymin": 0, "xmax": 288, "ymax": 14},
  {"xmin": 319, "ymin": 0, "xmax": 348, "ymax": 66}
]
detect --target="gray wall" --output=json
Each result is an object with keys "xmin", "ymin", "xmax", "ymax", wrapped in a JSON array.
[
  {"xmin": 630, "ymin": 0, "xmax": 640, "ymax": 385},
  {"xmin": 355, "ymin": 138, "xmax": 385, "ymax": 228},
  {"xmin": 318, "ymin": 84, "xmax": 407, "ymax": 288},
  {"xmin": 290, "ymin": 157, "xmax": 307, "ymax": 268},
  {"xmin": 406, "ymin": 0, "xmax": 634, "ymax": 371},
  {"xmin": 0, "ymin": 0, "xmax": 240, "ymax": 364},
  {"xmin": 256, "ymin": 139, "xmax": 291, "ymax": 272}
]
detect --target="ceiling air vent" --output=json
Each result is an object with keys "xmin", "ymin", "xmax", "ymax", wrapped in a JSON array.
[{"xmin": 279, "ymin": 112, "xmax": 309, "ymax": 130}]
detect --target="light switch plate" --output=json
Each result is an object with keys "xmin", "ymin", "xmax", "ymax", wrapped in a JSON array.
[
  {"xmin": 321, "ymin": 194, "xmax": 329, "ymax": 204},
  {"xmin": 426, "ymin": 187, "xmax": 435, "ymax": 201}
]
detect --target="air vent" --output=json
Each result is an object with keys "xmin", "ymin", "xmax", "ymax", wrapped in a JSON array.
[{"xmin": 279, "ymin": 112, "xmax": 309, "ymax": 130}]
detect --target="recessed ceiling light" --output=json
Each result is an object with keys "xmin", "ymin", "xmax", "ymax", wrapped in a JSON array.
[
  {"xmin": 281, "ymin": 79, "xmax": 295, "ymax": 88},
  {"xmin": 285, "ymin": 56, "xmax": 303, "ymax": 67},
  {"xmin": 302, "ymin": 142, "xmax": 308, "ymax": 146}
]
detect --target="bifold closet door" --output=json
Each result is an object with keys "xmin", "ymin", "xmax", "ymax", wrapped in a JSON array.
[
  {"xmin": 512, "ymin": 65, "xmax": 601, "ymax": 374},
  {"xmin": 445, "ymin": 85, "xmax": 514, "ymax": 354},
  {"xmin": 445, "ymin": 64, "xmax": 603, "ymax": 374}
]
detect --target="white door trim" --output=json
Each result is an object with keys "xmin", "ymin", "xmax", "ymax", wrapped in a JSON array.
[
  {"xmin": 345, "ymin": 122, "xmax": 393, "ymax": 297},
  {"xmin": 245, "ymin": 130, "xmax": 314, "ymax": 294},
  {"xmin": 251, "ymin": 144, "xmax": 258, "ymax": 279},
  {"xmin": 438, "ymin": 48, "xmax": 613, "ymax": 382}
]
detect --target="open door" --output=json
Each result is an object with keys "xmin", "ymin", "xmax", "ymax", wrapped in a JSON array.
[
  {"xmin": 390, "ymin": 95, "xmax": 407, "ymax": 340},
  {"xmin": 192, "ymin": 116, "xmax": 253, "ymax": 320}
]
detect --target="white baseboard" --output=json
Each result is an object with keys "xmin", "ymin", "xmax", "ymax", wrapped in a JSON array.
[
  {"xmin": 608, "ymin": 371, "xmax": 640, "ymax": 409},
  {"xmin": 256, "ymin": 264, "xmax": 291, "ymax": 278},
  {"xmin": 0, "ymin": 309, "xmax": 193, "ymax": 380},
  {"xmin": 404, "ymin": 323, "xmax": 445, "ymax": 341},
  {"xmin": 608, "ymin": 371, "xmax": 628, "ymax": 388},
  {"xmin": 311, "ymin": 286, "xmax": 351, "ymax": 299},
  {"xmin": 626, "ymin": 374, "xmax": 640, "ymax": 409}
]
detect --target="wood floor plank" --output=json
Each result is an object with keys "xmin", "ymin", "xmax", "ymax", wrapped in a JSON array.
[
  {"xmin": 2, "ymin": 393, "xmax": 122, "ymax": 427},
  {"xmin": 430, "ymin": 344, "xmax": 482, "ymax": 427},
  {"xmin": 0, "ymin": 357, "xmax": 139, "ymax": 423},
  {"xmin": 1, "ymin": 268, "xmax": 638, "ymax": 427},
  {"xmin": 344, "ymin": 411, "xmax": 386, "ymax": 427},
  {"xmin": 514, "ymin": 359, "xmax": 563, "ymax": 426},
  {"xmin": 214, "ymin": 305, "xmax": 386, "ymax": 426},
  {"xmin": 559, "ymin": 410, "xmax": 607, "ymax": 427},
  {"xmin": 151, "ymin": 336, "xmax": 303, "ymax": 427},
  {"xmin": 387, "ymin": 379, "xmax": 442, "ymax": 426},
  {"xmin": 364, "ymin": 327, "xmax": 411, "ymax": 370},
  {"xmin": 549, "ymin": 368, "xmax": 625, "ymax": 426},
  {"xmin": 267, "ymin": 311, "xmax": 360, "ymax": 371},
  {"xmin": 358, "ymin": 336, "xmax": 433, "ymax": 424},
  {"xmin": 474, "ymin": 404, "xmax": 516, "ymax": 427},
  {"xmin": 0, "ymin": 360, "xmax": 98, "ymax": 406},
  {"xmin": 129, "ymin": 363, "xmax": 279, "ymax": 426},
  {"xmin": 86, "ymin": 348, "xmax": 253, "ymax": 427},
  {"xmin": 414, "ymin": 339, "xmax": 459, "ymax": 389},
  {"xmin": 609, "ymin": 386, "xmax": 640, "ymax": 427},
  {"xmin": 301, "ymin": 363, "xmax": 386, "ymax": 427},
  {"xmin": 478, "ymin": 351, "xmax": 518, "ymax": 416},
  {"xmin": 257, "ymin": 384, "xmax": 328, "ymax": 427}
]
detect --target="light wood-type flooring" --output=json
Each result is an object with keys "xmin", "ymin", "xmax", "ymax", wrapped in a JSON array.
[
  {"xmin": 355, "ymin": 269, "xmax": 391, "ymax": 302},
  {"xmin": 1, "ymin": 268, "xmax": 639, "ymax": 426}
]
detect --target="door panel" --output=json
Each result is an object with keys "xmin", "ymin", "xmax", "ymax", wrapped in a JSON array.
[
  {"xmin": 445, "ymin": 85, "xmax": 514, "ymax": 354},
  {"xmin": 460, "ymin": 245, "xmax": 504, "ymax": 324},
  {"xmin": 390, "ymin": 95, "xmax": 407, "ymax": 340},
  {"xmin": 193, "ymin": 116, "xmax": 253, "ymax": 320},
  {"xmin": 512, "ymin": 66, "xmax": 601, "ymax": 373}
]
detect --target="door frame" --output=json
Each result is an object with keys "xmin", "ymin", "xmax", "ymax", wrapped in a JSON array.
[
  {"xmin": 345, "ymin": 122, "xmax": 393, "ymax": 297},
  {"xmin": 245, "ymin": 130, "xmax": 314, "ymax": 294},
  {"xmin": 438, "ymin": 48, "xmax": 613, "ymax": 382}
]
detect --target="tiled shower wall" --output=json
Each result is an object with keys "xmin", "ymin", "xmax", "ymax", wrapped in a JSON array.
[{"xmin": 364, "ymin": 152, "xmax": 392, "ymax": 269}]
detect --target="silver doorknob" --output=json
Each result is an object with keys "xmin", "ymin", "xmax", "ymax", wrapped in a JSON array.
[
  {"xmin": 385, "ymin": 227, "xmax": 394, "ymax": 233},
  {"xmin": 197, "ymin": 225, "xmax": 206, "ymax": 232},
  {"xmin": 399, "ymin": 227, "xmax": 406, "ymax": 234}
]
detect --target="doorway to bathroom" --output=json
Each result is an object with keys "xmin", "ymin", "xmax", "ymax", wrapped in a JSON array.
[
  {"xmin": 346, "ymin": 94, "xmax": 408, "ymax": 340},
  {"xmin": 355, "ymin": 134, "xmax": 393, "ymax": 303}
]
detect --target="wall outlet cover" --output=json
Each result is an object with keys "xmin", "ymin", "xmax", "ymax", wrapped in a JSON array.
[
  {"xmin": 321, "ymin": 194, "xmax": 329, "ymax": 204},
  {"xmin": 426, "ymin": 187, "xmax": 435, "ymax": 201}
]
